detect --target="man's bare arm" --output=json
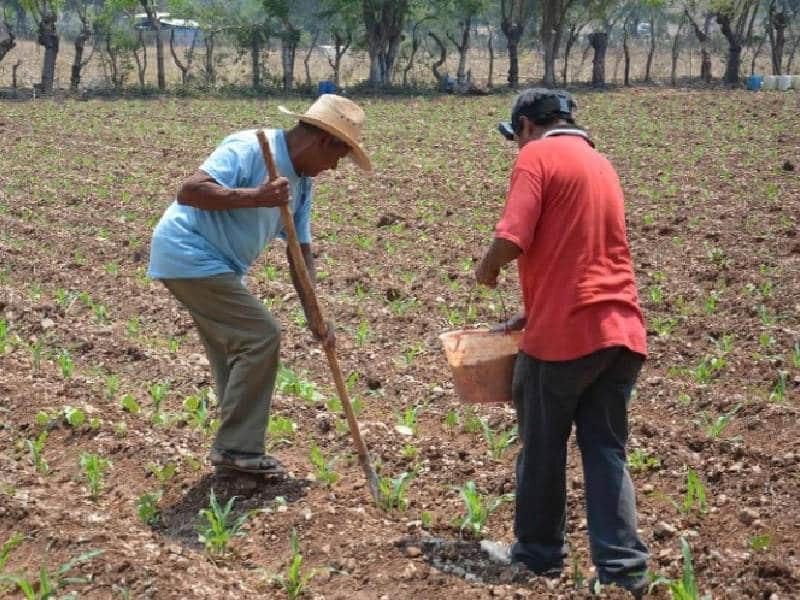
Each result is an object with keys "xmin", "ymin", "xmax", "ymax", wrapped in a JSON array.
[
  {"xmin": 177, "ymin": 170, "xmax": 290, "ymax": 210},
  {"xmin": 475, "ymin": 238, "xmax": 522, "ymax": 288}
]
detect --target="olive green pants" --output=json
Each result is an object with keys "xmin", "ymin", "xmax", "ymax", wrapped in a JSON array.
[{"xmin": 161, "ymin": 273, "xmax": 280, "ymax": 454}]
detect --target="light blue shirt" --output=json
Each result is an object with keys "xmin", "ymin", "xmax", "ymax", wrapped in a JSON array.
[{"xmin": 148, "ymin": 129, "xmax": 313, "ymax": 279}]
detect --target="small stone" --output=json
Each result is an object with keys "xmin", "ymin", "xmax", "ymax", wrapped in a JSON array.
[
  {"xmin": 653, "ymin": 521, "xmax": 677, "ymax": 540},
  {"xmin": 405, "ymin": 546, "xmax": 422, "ymax": 558},
  {"xmin": 739, "ymin": 508, "xmax": 759, "ymax": 526},
  {"xmin": 782, "ymin": 160, "xmax": 795, "ymax": 172}
]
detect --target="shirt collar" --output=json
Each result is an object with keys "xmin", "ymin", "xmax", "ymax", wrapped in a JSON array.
[{"xmin": 542, "ymin": 127, "xmax": 595, "ymax": 147}]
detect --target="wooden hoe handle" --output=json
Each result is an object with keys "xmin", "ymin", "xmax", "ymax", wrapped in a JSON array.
[{"xmin": 255, "ymin": 130, "xmax": 380, "ymax": 502}]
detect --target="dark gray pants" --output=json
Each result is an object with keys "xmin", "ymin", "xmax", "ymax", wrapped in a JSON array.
[
  {"xmin": 510, "ymin": 346, "xmax": 648, "ymax": 585},
  {"xmin": 162, "ymin": 274, "xmax": 281, "ymax": 455}
]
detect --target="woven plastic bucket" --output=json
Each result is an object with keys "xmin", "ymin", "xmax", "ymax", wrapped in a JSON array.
[{"xmin": 440, "ymin": 329, "xmax": 522, "ymax": 404}]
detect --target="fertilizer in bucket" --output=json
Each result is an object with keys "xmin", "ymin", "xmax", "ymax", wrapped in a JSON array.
[{"xmin": 440, "ymin": 329, "xmax": 522, "ymax": 404}]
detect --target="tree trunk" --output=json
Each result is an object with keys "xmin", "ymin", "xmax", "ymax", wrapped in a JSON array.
[
  {"xmin": 133, "ymin": 30, "xmax": 147, "ymax": 89},
  {"xmin": 251, "ymin": 29, "xmax": 261, "ymax": 88},
  {"xmin": 304, "ymin": 29, "xmax": 320, "ymax": 87},
  {"xmin": 686, "ymin": 10, "xmax": 713, "ymax": 83},
  {"xmin": 401, "ymin": 26, "xmax": 419, "ymax": 87},
  {"xmin": 139, "ymin": 2, "xmax": 165, "ymax": 90},
  {"xmin": 428, "ymin": 32, "xmax": 447, "ymax": 86},
  {"xmin": 751, "ymin": 34, "xmax": 766, "ymax": 76},
  {"xmin": 0, "ymin": 18, "xmax": 15, "ymax": 64},
  {"xmin": 623, "ymin": 19, "xmax": 631, "ymax": 86},
  {"xmin": 450, "ymin": 16, "xmax": 472, "ymax": 86},
  {"xmin": 716, "ymin": 2, "xmax": 758, "ymax": 85},
  {"xmin": 69, "ymin": 16, "xmax": 91, "ymax": 92},
  {"xmin": 487, "ymin": 32, "xmax": 494, "ymax": 89},
  {"xmin": 105, "ymin": 32, "xmax": 122, "ymax": 89},
  {"xmin": 767, "ymin": 3, "xmax": 787, "ymax": 75},
  {"xmin": 562, "ymin": 23, "xmax": 581, "ymax": 86},
  {"xmin": 787, "ymin": 31, "xmax": 800, "ymax": 71},
  {"xmin": 670, "ymin": 18, "xmax": 686, "ymax": 86},
  {"xmin": 281, "ymin": 26, "xmax": 299, "ymax": 90},
  {"xmin": 363, "ymin": 0, "xmax": 409, "ymax": 87},
  {"xmin": 644, "ymin": 14, "xmax": 655, "ymax": 82},
  {"xmin": 169, "ymin": 28, "xmax": 197, "ymax": 85},
  {"xmin": 12, "ymin": 60, "xmax": 21, "ymax": 88},
  {"xmin": 328, "ymin": 31, "xmax": 350, "ymax": 87},
  {"xmin": 541, "ymin": 0, "xmax": 563, "ymax": 87},
  {"xmin": 507, "ymin": 34, "xmax": 521, "ymax": 88},
  {"xmin": 589, "ymin": 32, "xmax": 607, "ymax": 87},
  {"xmin": 204, "ymin": 32, "xmax": 215, "ymax": 87},
  {"xmin": 37, "ymin": 9, "xmax": 59, "ymax": 93}
]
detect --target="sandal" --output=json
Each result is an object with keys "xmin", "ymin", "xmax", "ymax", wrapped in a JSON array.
[{"xmin": 209, "ymin": 448, "xmax": 286, "ymax": 475}]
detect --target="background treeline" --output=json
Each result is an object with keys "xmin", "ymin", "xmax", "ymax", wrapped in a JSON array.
[{"xmin": 0, "ymin": 0, "xmax": 798, "ymax": 94}]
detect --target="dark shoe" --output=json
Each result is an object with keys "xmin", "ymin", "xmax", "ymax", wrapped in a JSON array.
[
  {"xmin": 588, "ymin": 575, "xmax": 648, "ymax": 599},
  {"xmin": 209, "ymin": 448, "xmax": 285, "ymax": 475}
]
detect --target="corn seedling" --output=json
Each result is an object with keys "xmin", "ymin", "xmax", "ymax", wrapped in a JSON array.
[
  {"xmin": 79, "ymin": 453, "xmax": 110, "ymax": 500},
  {"xmin": 0, "ymin": 548, "xmax": 103, "ymax": 600},
  {"xmin": 462, "ymin": 407, "xmax": 483, "ymax": 434},
  {"xmin": 681, "ymin": 470, "xmax": 708, "ymax": 515},
  {"xmin": 136, "ymin": 490, "xmax": 162, "ymax": 526},
  {"xmin": 628, "ymin": 449, "xmax": 661, "ymax": 472},
  {"xmin": 421, "ymin": 511, "xmax": 433, "ymax": 529},
  {"xmin": 120, "ymin": 394, "xmax": 141, "ymax": 414},
  {"xmin": 0, "ymin": 319, "xmax": 9, "ymax": 354},
  {"xmin": 196, "ymin": 489, "xmax": 248, "ymax": 557},
  {"xmin": 648, "ymin": 538, "xmax": 710, "ymax": 599},
  {"xmin": 443, "ymin": 409, "xmax": 459, "ymax": 431},
  {"xmin": 147, "ymin": 462, "xmax": 176, "ymax": 483},
  {"xmin": 652, "ymin": 316, "xmax": 678, "ymax": 337},
  {"xmin": 29, "ymin": 339, "xmax": 44, "ymax": 371},
  {"xmin": 92, "ymin": 302, "xmax": 109, "ymax": 324},
  {"xmin": 277, "ymin": 367, "xmax": 324, "ymax": 404},
  {"xmin": 699, "ymin": 404, "xmax": 740, "ymax": 439},
  {"xmin": 25, "ymin": 431, "xmax": 48, "ymax": 474},
  {"xmin": 401, "ymin": 444, "xmax": 419, "ymax": 459},
  {"xmin": 309, "ymin": 443, "xmax": 339, "ymax": 487},
  {"xmin": 571, "ymin": 555, "xmax": 585, "ymax": 590},
  {"xmin": 376, "ymin": 470, "xmax": 417, "ymax": 512},
  {"xmin": 749, "ymin": 534, "xmax": 772, "ymax": 552},
  {"xmin": 481, "ymin": 420, "xmax": 518, "ymax": 459},
  {"xmin": 104, "ymin": 374, "xmax": 120, "ymax": 400},
  {"xmin": 791, "ymin": 342, "xmax": 800, "ymax": 369},
  {"xmin": 63, "ymin": 406, "xmax": 86, "ymax": 429},
  {"xmin": 692, "ymin": 355, "xmax": 725, "ymax": 385},
  {"xmin": 402, "ymin": 342, "xmax": 424, "ymax": 365},
  {"xmin": 56, "ymin": 349, "xmax": 74, "ymax": 378},
  {"xmin": 148, "ymin": 381, "xmax": 170, "ymax": 423},
  {"xmin": 182, "ymin": 389, "xmax": 217, "ymax": 435},
  {"xmin": 0, "ymin": 533, "xmax": 23, "ymax": 570},
  {"xmin": 703, "ymin": 290, "xmax": 720, "ymax": 315},
  {"xmin": 394, "ymin": 405, "xmax": 421, "ymax": 435},
  {"xmin": 268, "ymin": 416, "xmax": 297, "ymax": 449},
  {"xmin": 271, "ymin": 528, "xmax": 318, "ymax": 600},
  {"xmin": 769, "ymin": 371, "xmax": 788, "ymax": 402},
  {"xmin": 355, "ymin": 319, "xmax": 370, "ymax": 347},
  {"xmin": 456, "ymin": 481, "xmax": 512, "ymax": 538},
  {"xmin": 126, "ymin": 316, "xmax": 140, "ymax": 337},
  {"xmin": 757, "ymin": 304, "xmax": 775, "ymax": 326}
]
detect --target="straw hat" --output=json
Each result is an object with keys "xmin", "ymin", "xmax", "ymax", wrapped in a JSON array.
[{"xmin": 279, "ymin": 94, "xmax": 371, "ymax": 172}]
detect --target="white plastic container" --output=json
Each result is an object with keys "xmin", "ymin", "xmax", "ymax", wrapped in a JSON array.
[
  {"xmin": 791, "ymin": 75, "xmax": 800, "ymax": 90},
  {"xmin": 777, "ymin": 75, "xmax": 792, "ymax": 91},
  {"xmin": 763, "ymin": 75, "xmax": 779, "ymax": 90}
]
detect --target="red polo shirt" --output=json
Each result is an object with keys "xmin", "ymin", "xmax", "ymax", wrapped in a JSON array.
[{"xmin": 495, "ymin": 132, "xmax": 647, "ymax": 361}]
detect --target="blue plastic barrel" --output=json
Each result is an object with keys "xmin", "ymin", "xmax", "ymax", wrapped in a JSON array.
[
  {"xmin": 746, "ymin": 75, "xmax": 763, "ymax": 91},
  {"xmin": 318, "ymin": 80, "xmax": 336, "ymax": 96}
]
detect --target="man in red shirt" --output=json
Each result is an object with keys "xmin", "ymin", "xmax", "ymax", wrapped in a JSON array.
[{"xmin": 476, "ymin": 89, "xmax": 649, "ymax": 598}]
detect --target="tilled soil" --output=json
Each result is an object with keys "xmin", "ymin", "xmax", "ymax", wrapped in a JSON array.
[{"xmin": 0, "ymin": 89, "xmax": 798, "ymax": 599}]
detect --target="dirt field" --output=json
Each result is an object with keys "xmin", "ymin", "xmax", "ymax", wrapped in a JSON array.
[{"xmin": 0, "ymin": 89, "xmax": 798, "ymax": 599}]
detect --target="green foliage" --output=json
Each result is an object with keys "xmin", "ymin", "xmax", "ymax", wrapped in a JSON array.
[
  {"xmin": 182, "ymin": 388, "xmax": 218, "ymax": 435},
  {"xmin": 79, "ymin": 453, "xmax": 110, "ymax": 500},
  {"xmin": 136, "ymin": 490, "xmax": 162, "ymax": 526},
  {"xmin": 649, "ymin": 538, "xmax": 710, "ymax": 599},
  {"xmin": 681, "ymin": 470, "xmax": 708, "ymax": 515},
  {"xmin": 376, "ymin": 470, "xmax": 417, "ymax": 512},
  {"xmin": 268, "ymin": 416, "xmax": 297, "ymax": 448},
  {"xmin": 443, "ymin": 409, "xmax": 459, "ymax": 430},
  {"xmin": 271, "ymin": 528, "xmax": 317, "ymax": 600},
  {"xmin": 394, "ymin": 405, "xmax": 422, "ymax": 435},
  {"xmin": 749, "ymin": 534, "xmax": 771, "ymax": 552},
  {"xmin": 277, "ymin": 367, "xmax": 324, "ymax": 403},
  {"xmin": 196, "ymin": 489, "xmax": 248, "ymax": 557},
  {"xmin": 480, "ymin": 419, "xmax": 518, "ymax": 459},
  {"xmin": 120, "ymin": 393, "xmax": 141, "ymax": 414},
  {"xmin": 0, "ymin": 546, "xmax": 103, "ymax": 600},
  {"xmin": 56, "ymin": 349, "xmax": 73, "ymax": 379},
  {"xmin": 768, "ymin": 371, "xmax": 788, "ymax": 402},
  {"xmin": 0, "ymin": 533, "xmax": 24, "ymax": 570},
  {"xmin": 628, "ymin": 448, "xmax": 660, "ymax": 472},
  {"xmin": 147, "ymin": 462, "xmax": 176, "ymax": 483},
  {"xmin": 309, "ymin": 443, "xmax": 339, "ymax": 487},
  {"xmin": 462, "ymin": 407, "xmax": 483, "ymax": 434},
  {"xmin": 355, "ymin": 319, "xmax": 370, "ymax": 347},
  {"xmin": 25, "ymin": 431, "xmax": 49, "ymax": 474},
  {"xmin": 63, "ymin": 406, "xmax": 86, "ymax": 429},
  {"xmin": 698, "ymin": 403, "xmax": 740, "ymax": 439},
  {"xmin": 456, "ymin": 481, "xmax": 512, "ymax": 538}
]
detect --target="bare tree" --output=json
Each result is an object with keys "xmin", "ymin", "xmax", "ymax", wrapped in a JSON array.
[
  {"xmin": 304, "ymin": 28, "xmax": 321, "ymax": 87},
  {"xmin": 21, "ymin": 0, "xmax": 60, "ymax": 93},
  {"xmin": 363, "ymin": 0, "xmax": 411, "ymax": 86},
  {"xmin": 0, "ymin": 8, "xmax": 16, "ymax": 65},
  {"xmin": 684, "ymin": 4, "xmax": 713, "ymax": 82},
  {"xmin": 670, "ymin": 13, "xmax": 688, "ymax": 85},
  {"xmin": 500, "ymin": 0, "xmax": 535, "ymax": 88},
  {"xmin": 428, "ymin": 31, "xmax": 448, "ymax": 86},
  {"xmin": 542, "ymin": 0, "xmax": 576, "ymax": 87},
  {"xmin": 68, "ymin": 1, "xmax": 96, "ymax": 91},
  {"xmin": 169, "ymin": 27, "xmax": 199, "ymax": 85},
  {"xmin": 715, "ymin": 0, "xmax": 759, "ymax": 84},
  {"xmin": 766, "ymin": 0, "xmax": 794, "ymax": 75}
]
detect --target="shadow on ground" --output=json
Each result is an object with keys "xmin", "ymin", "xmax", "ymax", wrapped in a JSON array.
[{"xmin": 158, "ymin": 470, "xmax": 310, "ymax": 547}]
